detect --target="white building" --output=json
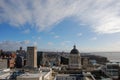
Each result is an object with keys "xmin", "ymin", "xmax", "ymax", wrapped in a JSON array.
[
  {"xmin": 17, "ymin": 67, "xmax": 52, "ymax": 80},
  {"xmin": 0, "ymin": 59, "xmax": 8, "ymax": 69},
  {"xmin": 17, "ymin": 73, "xmax": 42, "ymax": 80},
  {"xmin": 69, "ymin": 45, "xmax": 81, "ymax": 69},
  {"xmin": 0, "ymin": 69, "xmax": 10, "ymax": 79},
  {"xmin": 54, "ymin": 72, "xmax": 95, "ymax": 80},
  {"xmin": 54, "ymin": 74, "xmax": 76, "ymax": 80}
]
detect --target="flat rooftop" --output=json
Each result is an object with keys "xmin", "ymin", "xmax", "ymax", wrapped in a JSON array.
[
  {"xmin": 17, "ymin": 73, "xmax": 41, "ymax": 78},
  {"xmin": 17, "ymin": 71, "xmax": 49, "ymax": 78}
]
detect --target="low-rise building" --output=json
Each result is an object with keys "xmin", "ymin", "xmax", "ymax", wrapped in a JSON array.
[
  {"xmin": 8, "ymin": 58, "xmax": 15, "ymax": 68},
  {"xmin": 91, "ymin": 69, "xmax": 112, "ymax": 80},
  {"xmin": 0, "ymin": 59, "xmax": 8, "ymax": 69},
  {"xmin": 17, "ymin": 73, "xmax": 42, "ymax": 80},
  {"xmin": 103, "ymin": 62, "xmax": 120, "ymax": 79},
  {"xmin": 0, "ymin": 69, "xmax": 10, "ymax": 80},
  {"xmin": 17, "ymin": 67, "xmax": 52, "ymax": 80},
  {"xmin": 54, "ymin": 72, "xmax": 95, "ymax": 80}
]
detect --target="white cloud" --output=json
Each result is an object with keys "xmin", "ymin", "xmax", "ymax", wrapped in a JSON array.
[
  {"xmin": 54, "ymin": 35, "xmax": 60, "ymax": 39},
  {"xmin": 33, "ymin": 41, "xmax": 37, "ymax": 46},
  {"xmin": 50, "ymin": 32, "xmax": 55, "ymax": 35},
  {"xmin": 77, "ymin": 33, "xmax": 82, "ymax": 37},
  {"xmin": 20, "ymin": 40, "xmax": 30, "ymax": 44},
  {"xmin": 0, "ymin": 0, "xmax": 120, "ymax": 34},
  {"xmin": 22, "ymin": 29, "xmax": 30, "ymax": 34},
  {"xmin": 48, "ymin": 42, "xmax": 53, "ymax": 46},
  {"xmin": 91, "ymin": 37, "xmax": 97, "ymax": 41},
  {"xmin": 38, "ymin": 37, "xmax": 41, "ymax": 40},
  {"xmin": 32, "ymin": 36, "xmax": 35, "ymax": 39},
  {"xmin": 61, "ymin": 41, "xmax": 71, "ymax": 46},
  {"xmin": 0, "ymin": 40, "xmax": 30, "ymax": 51}
]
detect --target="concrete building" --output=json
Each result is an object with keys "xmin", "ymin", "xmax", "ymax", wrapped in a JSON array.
[
  {"xmin": 41, "ymin": 52, "xmax": 61, "ymax": 67},
  {"xmin": 0, "ymin": 58, "xmax": 16, "ymax": 69},
  {"xmin": 54, "ymin": 74, "xmax": 76, "ymax": 80},
  {"xmin": 91, "ymin": 70, "xmax": 112, "ymax": 80},
  {"xmin": 81, "ymin": 57, "xmax": 89, "ymax": 66},
  {"xmin": 37, "ymin": 51, "xmax": 43, "ymax": 68},
  {"xmin": 81, "ymin": 57, "xmax": 90, "ymax": 70},
  {"xmin": 54, "ymin": 72, "xmax": 95, "ymax": 80},
  {"xmin": 0, "ymin": 59, "xmax": 8, "ymax": 69},
  {"xmin": 103, "ymin": 62, "xmax": 120, "ymax": 79},
  {"xmin": 0, "ymin": 69, "xmax": 10, "ymax": 80},
  {"xmin": 69, "ymin": 45, "xmax": 81, "ymax": 69},
  {"xmin": 17, "ymin": 73, "xmax": 42, "ymax": 80},
  {"xmin": 54, "ymin": 45, "xmax": 96, "ymax": 80},
  {"xmin": 8, "ymin": 58, "xmax": 15, "ymax": 68},
  {"xmin": 16, "ymin": 47, "xmax": 27, "ymax": 68},
  {"xmin": 27, "ymin": 46, "xmax": 37, "ymax": 68},
  {"xmin": 17, "ymin": 67, "xmax": 52, "ymax": 80}
]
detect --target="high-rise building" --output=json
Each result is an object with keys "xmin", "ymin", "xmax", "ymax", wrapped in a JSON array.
[
  {"xmin": 69, "ymin": 45, "xmax": 81, "ymax": 69},
  {"xmin": 27, "ymin": 46, "xmax": 37, "ymax": 68}
]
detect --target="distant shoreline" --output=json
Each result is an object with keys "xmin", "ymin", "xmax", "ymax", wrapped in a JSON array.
[{"xmin": 91, "ymin": 52, "xmax": 120, "ymax": 62}]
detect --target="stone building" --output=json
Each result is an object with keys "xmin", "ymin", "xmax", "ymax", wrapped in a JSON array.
[
  {"xmin": 0, "ymin": 59, "xmax": 8, "ymax": 69},
  {"xmin": 16, "ymin": 47, "xmax": 27, "ymax": 68},
  {"xmin": 26, "ymin": 46, "xmax": 37, "ymax": 68},
  {"xmin": 69, "ymin": 45, "xmax": 81, "ymax": 69}
]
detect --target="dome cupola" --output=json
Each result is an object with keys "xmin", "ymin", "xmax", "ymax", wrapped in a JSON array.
[{"xmin": 70, "ymin": 45, "xmax": 79, "ymax": 54}]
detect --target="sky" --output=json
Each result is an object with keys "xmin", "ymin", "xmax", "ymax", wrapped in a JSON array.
[{"xmin": 0, "ymin": 0, "xmax": 120, "ymax": 52}]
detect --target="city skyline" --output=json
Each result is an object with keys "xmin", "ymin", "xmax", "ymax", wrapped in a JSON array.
[{"xmin": 0, "ymin": 0, "xmax": 120, "ymax": 52}]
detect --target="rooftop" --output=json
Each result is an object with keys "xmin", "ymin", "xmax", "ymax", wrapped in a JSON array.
[
  {"xmin": 70, "ymin": 45, "xmax": 80, "ymax": 55},
  {"xmin": 17, "ymin": 68, "xmax": 51, "ymax": 79},
  {"xmin": 17, "ymin": 73, "xmax": 41, "ymax": 78}
]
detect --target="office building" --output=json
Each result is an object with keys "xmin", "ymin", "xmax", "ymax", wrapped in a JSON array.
[{"xmin": 27, "ymin": 46, "xmax": 37, "ymax": 68}]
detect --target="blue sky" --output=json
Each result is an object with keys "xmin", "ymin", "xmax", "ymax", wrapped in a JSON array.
[{"xmin": 0, "ymin": 0, "xmax": 120, "ymax": 52}]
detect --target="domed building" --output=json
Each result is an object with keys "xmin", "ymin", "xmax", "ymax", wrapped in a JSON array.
[{"xmin": 69, "ymin": 45, "xmax": 81, "ymax": 69}]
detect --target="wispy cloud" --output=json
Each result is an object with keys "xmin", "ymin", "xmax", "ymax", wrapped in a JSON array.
[
  {"xmin": 33, "ymin": 41, "xmax": 37, "ymax": 46},
  {"xmin": 0, "ymin": 0, "xmax": 120, "ymax": 34},
  {"xmin": 77, "ymin": 33, "xmax": 82, "ymax": 37},
  {"xmin": 22, "ymin": 29, "xmax": 30, "ymax": 34},
  {"xmin": 91, "ymin": 37, "xmax": 97, "ymax": 41},
  {"xmin": 0, "ymin": 40, "xmax": 30, "ymax": 51},
  {"xmin": 54, "ymin": 35, "xmax": 60, "ymax": 39},
  {"xmin": 20, "ymin": 40, "xmax": 30, "ymax": 44},
  {"xmin": 48, "ymin": 42, "xmax": 53, "ymax": 46},
  {"xmin": 61, "ymin": 41, "xmax": 71, "ymax": 46},
  {"xmin": 38, "ymin": 37, "xmax": 41, "ymax": 40},
  {"xmin": 50, "ymin": 32, "xmax": 55, "ymax": 35}
]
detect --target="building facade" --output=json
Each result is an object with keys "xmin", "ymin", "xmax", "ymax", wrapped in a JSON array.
[
  {"xmin": 0, "ymin": 59, "xmax": 8, "ymax": 69},
  {"xmin": 69, "ymin": 45, "xmax": 81, "ymax": 69},
  {"xmin": 105, "ymin": 63, "xmax": 120, "ymax": 79},
  {"xmin": 27, "ymin": 46, "xmax": 37, "ymax": 68}
]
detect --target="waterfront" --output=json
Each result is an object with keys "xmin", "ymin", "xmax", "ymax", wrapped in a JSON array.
[{"xmin": 92, "ymin": 52, "xmax": 120, "ymax": 62}]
